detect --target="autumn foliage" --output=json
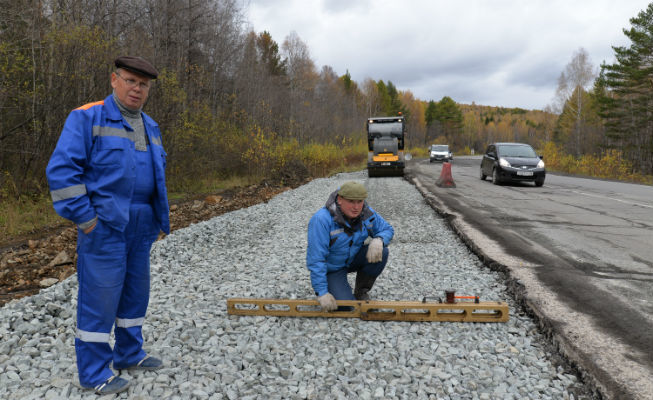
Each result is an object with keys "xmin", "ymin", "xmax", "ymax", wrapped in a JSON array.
[
  {"xmin": 539, "ymin": 142, "xmax": 652, "ymax": 184},
  {"xmin": 1, "ymin": 0, "xmax": 652, "ymax": 205}
]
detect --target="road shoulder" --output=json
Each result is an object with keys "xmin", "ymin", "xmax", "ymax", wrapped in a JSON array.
[{"xmin": 405, "ymin": 169, "xmax": 653, "ymax": 400}]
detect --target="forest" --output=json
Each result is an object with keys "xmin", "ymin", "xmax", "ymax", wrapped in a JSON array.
[{"xmin": 1, "ymin": 0, "xmax": 652, "ymax": 206}]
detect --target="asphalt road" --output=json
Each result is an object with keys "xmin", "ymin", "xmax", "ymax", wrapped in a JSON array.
[{"xmin": 405, "ymin": 156, "xmax": 653, "ymax": 400}]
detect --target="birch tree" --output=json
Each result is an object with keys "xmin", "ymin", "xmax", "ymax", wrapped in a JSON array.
[
  {"xmin": 282, "ymin": 31, "xmax": 317, "ymax": 143},
  {"xmin": 554, "ymin": 47, "xmax": 596, "ymax": 156}
]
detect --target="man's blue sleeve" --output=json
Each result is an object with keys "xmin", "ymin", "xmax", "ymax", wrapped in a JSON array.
[
  {"xmin": 371, "ymin": 209, "xmax": 394, "ymax": 245},
  {"xmin": 306, "ymin": 210, "xmax": 331, "ymax": 297},
  {"xmin": 45, "ymin": 110, "xmax": 96, "ymax": 226}
]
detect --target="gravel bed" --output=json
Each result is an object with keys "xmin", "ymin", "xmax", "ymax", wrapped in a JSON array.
[{"xmin": 0, "ymin": 171, "xmax": 593, "ymax": 399}]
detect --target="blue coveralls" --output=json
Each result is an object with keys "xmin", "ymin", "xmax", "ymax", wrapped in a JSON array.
[
  {"xmin": 325, "ymin": 244, "xmax": 390, "ymax": 300},
  {"xmin": 46, "ymin": 95, "xmax": 169, "ymax": 388}
]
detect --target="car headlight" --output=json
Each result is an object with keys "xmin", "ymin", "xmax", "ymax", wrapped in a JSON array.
[
  {"xmin": 499, "ymin": 158, "xmax": 511, "ymax": 167},
  {"xmin": 537, "ymin": 160, "xmax": 545, "ymax": 168}
]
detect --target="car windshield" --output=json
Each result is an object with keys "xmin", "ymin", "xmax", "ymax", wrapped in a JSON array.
[
  {"xmin": 431, "ymin": 145, "xmax": 449, "ymax": 151},
  {"xmin": 498, "ymin": 144, "xmax": 537, "ymax": 158}
]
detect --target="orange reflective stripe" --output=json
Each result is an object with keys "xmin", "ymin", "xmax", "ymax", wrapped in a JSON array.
[{"xmin": 75, "ymin": 100, "xmax": 104, "ymax": 110}]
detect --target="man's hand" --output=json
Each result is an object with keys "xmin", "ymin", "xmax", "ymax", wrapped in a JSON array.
[
  {"xmin": 82, "ymin": 220, "xmax": 97, "ymax": 234},
  {"xmin": 366, "ymin": 237, "xmax": 383, "ymax": 263},
  {"xmin": 317, "ymin": 293, "xmax": 337, "ymax": 311}
]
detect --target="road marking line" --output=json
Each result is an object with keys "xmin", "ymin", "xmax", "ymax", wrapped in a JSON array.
[{"xmin": 570, "ymin": 190, "xmax": 653, "ymax": 209}]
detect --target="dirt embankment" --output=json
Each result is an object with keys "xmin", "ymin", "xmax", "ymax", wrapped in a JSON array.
[{"xmin": 0, "ymin": 182, "xmax": 297, "ymax": 306}]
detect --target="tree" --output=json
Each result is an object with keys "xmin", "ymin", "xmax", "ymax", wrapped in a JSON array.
[
  {"xmin": 554, "ymin": 47, "xmax": 597, "ymax": 157},
  {"xmin": 386, "ymin": 81, "xmax": 404, "ymax": 115},
  {"xmin": 398, "ymin": 90, "xmax": 425, "ymax": 148},
  {"xmin": 426, "ymin": 96, "xmax": 463, "ymax": 148},
  {"xmin": 340, "ymin": 70, "xmax": 354, "ymax": 93},
  {"xmin": 256, "ymin": 31, "xmax": 286, "ymax": 76},
  {"xmin": 462, "ymin": 110, "xmax": 482, "ymax": 152},
  {"xmin": 596, "ymin": 3, "xmax": 653, "ymax": 175},
  {"xmin": 362, "ymin": 78, "xmax": 381, "ymax": 117},
  {"xmin": 554, "ymin": 88, "xmax": 604, "ymax": 155},
  {"xmin": 233, "ymin": 30, "xmax": 289, "ymax": 134},
  {"xmin": 425, "ymin": 100, "xmax": 437, "ymax": 126},
  {"xmin": 424, "ymin": 100, "xmax": 438, "ymax": 144},
  {"xmin": 282, "ymin": 31, "xmax": 318, "ymax": 143},
  {"xmin": 376, "ymin": 80, "xmax": 392, "ymax": 115}
]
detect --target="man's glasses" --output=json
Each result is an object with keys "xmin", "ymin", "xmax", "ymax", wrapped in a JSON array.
[{"xmin": 115, "ymin": 71, "xmax": 151, "ymax": 90}]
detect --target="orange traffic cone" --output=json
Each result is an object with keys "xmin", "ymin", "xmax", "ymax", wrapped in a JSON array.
[{"xmin": 436, "ymin": 162, "xmax": 456, "ymax": 188}]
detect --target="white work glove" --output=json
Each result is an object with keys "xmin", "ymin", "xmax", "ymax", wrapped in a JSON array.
[
  {"xmin": 317, "ymin": 293, "xmax": 337, "ymax": 311},
  {"xmin": 366, "ymin": 237, "xmax": 384, "ymax": 263}
]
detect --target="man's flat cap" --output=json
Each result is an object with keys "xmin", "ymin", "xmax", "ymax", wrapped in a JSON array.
[
  {"xmin": 114, "ymin": 56, "xmax": 159, "ymax": 79},
  {"xmin": 338, "ymin": 181, "xmax": 367, "ymax": 200}
]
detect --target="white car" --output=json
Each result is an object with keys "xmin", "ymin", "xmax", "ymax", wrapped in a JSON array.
[{"xmin": 429, "ymin": 144, "xmax": 453, "ymax": 163}]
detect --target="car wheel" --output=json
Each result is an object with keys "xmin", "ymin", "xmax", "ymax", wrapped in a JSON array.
[
  {"xmin": 535, "ymin": 177, "xmax": 544, "ymax": 187},
  {"xmin": 492, "ymin": 168, "xmax": 501, "ymax": 185},
  {"xmin": 479, "ymin": 167, "xmax": 486, "ymax": 180}
]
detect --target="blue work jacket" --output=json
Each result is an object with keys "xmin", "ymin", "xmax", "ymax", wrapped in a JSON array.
[
  {"xmin": 46, "ymin": 94, "xmax": 170, "ymax": 234},
  {"xmin": 306, "ymin": 190, "xmax": 394, "ymax": 296}
]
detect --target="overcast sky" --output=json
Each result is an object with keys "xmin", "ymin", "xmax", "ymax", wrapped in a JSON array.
[{"xmin": 246, "ymin": 0, "xmax": 649, "ymax": 110}]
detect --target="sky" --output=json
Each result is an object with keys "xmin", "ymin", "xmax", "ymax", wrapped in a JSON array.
[{"xmin": 246, "ymin": 0, "xmax": 650, "ymax": 110}]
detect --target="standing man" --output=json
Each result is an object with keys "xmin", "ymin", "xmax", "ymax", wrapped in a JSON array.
[
  {"xmin": 307, "ymin": 181, "xmax": 394, "ymax": 310},
  {"xmin": 46, "ymin": 56, "xmax": 169, "ymax": 395}
]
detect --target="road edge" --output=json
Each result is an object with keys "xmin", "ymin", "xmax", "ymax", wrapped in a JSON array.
[{"xmin": 404, "ymin": 171, "xmax": 620, "ymax": 400}]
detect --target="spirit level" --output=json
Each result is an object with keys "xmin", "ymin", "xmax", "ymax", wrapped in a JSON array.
[{"xmin": 226, "ymin": 298, "xmax": 509, "ymax": 323}]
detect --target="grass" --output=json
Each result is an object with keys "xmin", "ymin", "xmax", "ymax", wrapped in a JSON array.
[
  {"xmin": 0, "ymin": 195, "xmax": 67, "ymax": 243},
  {"xmin": 167, "ymin": 174, "xmax": 262, "ymax": 202},
  {"xmin": 406, "ymin": 146, "xmax": 429, "ymax": 158},
  {"xmin": 539, "ymin": 142, "xmax": 653, "ymax": 185}
]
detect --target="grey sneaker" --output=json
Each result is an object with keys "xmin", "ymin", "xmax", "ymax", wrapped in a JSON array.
[
  {"xmin": 118, "ymin": 355, "xmax": 163, "ymax": 371},
  {"xmin": 94, "ymin": 375, "xmax": 130, "ymax": 395}
]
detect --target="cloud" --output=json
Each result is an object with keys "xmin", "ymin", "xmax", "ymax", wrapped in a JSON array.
[{"xmin": 248, "ymin": 0, "xmax": 648, "ymax": 110}]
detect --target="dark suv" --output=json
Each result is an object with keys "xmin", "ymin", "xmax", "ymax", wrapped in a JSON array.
[{"xmin": 480, "ymin": 142, "xmax": 545, "ymax": 186}]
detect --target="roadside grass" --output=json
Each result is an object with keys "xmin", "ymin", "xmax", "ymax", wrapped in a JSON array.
[
  {"xmin": 167, "ymin": 174, "xmax": 262, "ymax": 202},
  {"xmin": 406, "ymin": 146, "xmax": 428, "ymax": 158},
  {"xmin": 540, "ymin": 142, "xmax": 653, "ymax": 185},
  {"xmin": 0, "ymin": 195, "xmax": 66, "ymax": 243}
]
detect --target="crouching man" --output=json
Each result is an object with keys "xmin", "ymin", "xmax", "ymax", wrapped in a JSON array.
[{"xmin": 306, "ymin": 181, "xmax": 394, "ymax": 311}]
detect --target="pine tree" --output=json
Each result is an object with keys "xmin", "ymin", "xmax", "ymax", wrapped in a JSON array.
[
  {"xmin": 376, "ymin": 80, "xmax": 392, "ymax": 115},
  {"xmin": 425, "ymin": 100, "xmax": 437, "ymax": 126},
  {"xmin": 437, "ymin": 97, "xmax": 463, "ymax": 145},
  {"xmin": 596, "ymin": 3, "xmax": 653, "ymax": 174},
  {"xmin": 386, "ymin": 81, "xmax": 404, "ymax": 115}
]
